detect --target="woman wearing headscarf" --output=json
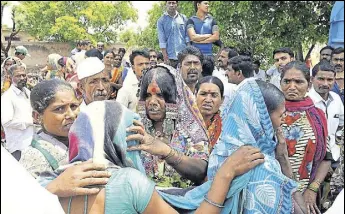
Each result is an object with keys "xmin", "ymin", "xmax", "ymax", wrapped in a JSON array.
[
  {"xmin": 58, "ymin": 99, "xmax": 265, "ymax": 213},
  {"xmin": 1, "ymin": 57, "xmax": 15, "ymax": 93},
  {"xmin": 45, "ymin": 54, "xmax": 65, "ymax": 80},
  {"xmin": 280, "ymin": 61, "xmax": 332, "ymax": 214},
  {"xmin": 127, "ymin": 64, "xmax": 210, "ymax": 188},
  {"xmin": 151, "ymin": 79, "xmax": 307, "ymax": 213},
  {"xmin": 196, "ymin": 76, "xmax": 224, "ymax": 151}
]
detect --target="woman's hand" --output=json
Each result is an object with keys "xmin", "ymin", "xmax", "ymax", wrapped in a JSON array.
[
  {"xmin": 46, "ymin": 160, "xmax": 111, "ymax": 197},
  {"xmin": 303, "ymin": 189, "xmax": 321, "ymax": 214},
  {"xmin": 126, "ymin": 120, "xmax": 171, "ymax": 157},
  {"xmin": 216, "ymin": 145, "xmax": 265, "ymax": 181},
  {"xmin": 275, "ymin": 127, "xmax": 288, "ymax": 159}
]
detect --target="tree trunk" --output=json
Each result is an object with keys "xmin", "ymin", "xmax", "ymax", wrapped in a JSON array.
[
  {"xmin": 296, "ymin": 42, "xmax": 304, "ymax": 61},
  {"xmin": 304, "ymin": 44, "xmax": 315, "ymax": 61}
]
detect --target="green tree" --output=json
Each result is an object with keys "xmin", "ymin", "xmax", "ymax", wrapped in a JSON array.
[
  {"xmin": 134, "ymin": 1, "xmax": 334, "ymax": 67},
  {"xmin": 1, "ymin": 1, "xmax": 20, "ymax": 57},
  {"xmin": 16, "ymin": 1, "xmax": 138, "ymax": 44}
]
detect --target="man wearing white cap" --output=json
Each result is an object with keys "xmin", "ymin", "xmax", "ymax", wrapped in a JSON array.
[{"xmin": 77, "ymin": 57, "xmax": 111, "ymax": 110}]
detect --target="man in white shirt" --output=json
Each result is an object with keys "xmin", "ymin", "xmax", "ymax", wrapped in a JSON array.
[
  {"xmin": 309, "ymin": 60, "xmax": 344, "ymax": 162},
  {"xmin": 253, "ymin": 60, "xmax": 267, "ymax": 81},
  {"xmin": 1, "ymin": 147, "xmax": 65, "ymax": 214},
  {"xmin": 117, "ymin": 50, "xmax": 150, "ymax": 112},
  {"xmin": 213, "ymin": 47, "xmax": 238, "ymax": 85},
  {"xmin": 77, "ymin": 57, "xmax": 111, "ymax": 110},
  {"xmin": 270, "ymin": 47, "xmax": 295, "ymax": 90},
  {"xmin": 1, "ymin": 64, "xmax": 33, "ymax": 156}
]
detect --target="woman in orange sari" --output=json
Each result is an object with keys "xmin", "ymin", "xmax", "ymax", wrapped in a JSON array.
[{"xmin": 103, "ymin": 50, "xmax": 123, "ymax": 99}]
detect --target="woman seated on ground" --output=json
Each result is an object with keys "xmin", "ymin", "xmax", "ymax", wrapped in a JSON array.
[
  {"xmin": 19, "ymin": 79, "xmax": 111, "ymax": 198},
  {"xmin": 196, "ymin": 76, "xmax": 224, "ymax": 151},
  {"xmin": 58, "ymin": 99, "xmax": 265, "ymax": 214},
  {"xmin": 280, "ymin": 61, "xmax": 332, "ymax": 214},
  {"xmin": 103, "ymin": 50, "xmax": 123, "ymax": 100},
  {"xmin": 61, "ymin": 79, "xmax": 307, "ymax": 213},
  {"xmin": 128, "ymin": 64, "xmax": 210, "ymax": 188}
]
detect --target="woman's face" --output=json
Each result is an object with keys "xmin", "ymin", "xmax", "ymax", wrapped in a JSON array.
[
  {"xmin": 4, "ymin": 59, "xmax": 14, "ymax": 71},
  {"xmin": 196, "ymin": 83, "xmax": 223, "ymax": 120},
  {"xmin": 145, "ymin": 80, "xmax": 166, "ymax": 122},
  {"xmin": 104, "ymin": 53, "xmax": 114, "ymax": 66},
  {"xmin": 281, "ymin": 68, "xmax": 310, "ymax": 101},
  {"xmin": 269, "ymin": 102, "xmax": 286, "ymax": 130},
  {"xmin": 41, "ymin": 88, "xmax": 80, "ymax": 137}
]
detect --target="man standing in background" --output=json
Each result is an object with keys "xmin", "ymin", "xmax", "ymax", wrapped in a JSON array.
[{"xmin": 157, "ymin": 1, "xmax": 189, "ymax": 69}]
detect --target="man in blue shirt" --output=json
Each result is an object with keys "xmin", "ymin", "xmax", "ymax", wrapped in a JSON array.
[
  {"xmin": 331, "ymin": 47, "xmax": 344, "ymax": 103},
  {"xmin": 157, "ymin": 1, "xmax": 189, "ymax": 69},
  {"xmin": 187, "ymin": 1, "xmax": 219, "ymax": 56}
]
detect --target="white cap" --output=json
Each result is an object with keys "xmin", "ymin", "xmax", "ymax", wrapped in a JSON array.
[{"xmin": 77, "ymin": 57, "xmax": 105, "ymax": 80}]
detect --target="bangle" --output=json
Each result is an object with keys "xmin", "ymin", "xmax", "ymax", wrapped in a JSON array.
[
  {"xmin": 203, "ymin": 196, "xmax": 225, "ymax": 208},
  {"xmin": 168, "ymin": 150, "xmax": 183, "ymax": 167},
  {"xmin": 161, "ymin": 146, "xmax": 174, "ymax": 160},
  {"xmin": 308, "ymin": 183, "xmax": 319, "ymax": 193}
]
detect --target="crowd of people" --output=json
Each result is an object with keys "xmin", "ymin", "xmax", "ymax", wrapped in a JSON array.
[{"xmin": 1, "ymin": 1, "xmax": 344, "ymax": 214}]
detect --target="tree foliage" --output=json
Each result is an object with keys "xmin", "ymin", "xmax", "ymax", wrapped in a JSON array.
[
  {"xmin": 16, "ymin": 1, "xmax": 138, "ymax": 44},
  {"xmin": 1, "ymin": 1, "xmax": 20, "ymax": 57},
  {"xmin": 131, "ymin": 1, "xmax": 334, "ymax": 66}
]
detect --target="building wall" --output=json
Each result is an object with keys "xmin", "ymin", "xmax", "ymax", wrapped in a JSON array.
[{"xmin": 7, "ymin": 41, "xmax": 125, "ymax": 72}]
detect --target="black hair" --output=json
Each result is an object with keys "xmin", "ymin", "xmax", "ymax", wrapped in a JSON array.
[
  {"xmin": 273, "ymin": 47, "xmax": 294, "ymax": 58},
  {"xmin": 7, "ymin": 64, "xmax": 25, "ymax": 76},
  {"xmin": 253, "ymin": 60, "xmax": 261, "ymax": 67},
  {"xmin": 177, "ymin": 46, "xmax": 204, "ymax": 65},
  {"xmin": 312, "ymin": 60, "xmax": 336, "ymax": 77},
  {"xmin": 196, "ymin": 76, "xmax": 224, "ymax": 97},
  {"xmin": 221, "ymin": 47, "xmax": 239, "ymax": 60},
  {"xmin": 256, "ymin": 80, "xmax": 285, "ymax": 114},
  {"xmin": 332, "ymin": 47, "xmax": 344, "ymax": 57},
  {"xmin": 281, "ymin": 61, "xmax": 310, "ymax": 83},
  {"xmin": 118, "ymin": 48, "xmax": 126, "ymax": 54},
  {"xmin": 320, "ymin": 46, "xmax": 334, "ymax": 54},
  {"xmin": 228, "ymin": 55, "xmax": 253, "ymax": 78},
  {"xmin": 139, "ymin": 66, "xmax": 177, "ymax": 104},
  {"xmin": 103, "ymin": 50, "xmax": 116, "ymax": 58},
  {"xmin": 157, "ymin": 52, "xmax": 164, "ymax": 61},
  {"xmin": 129, "ymin": 49, "xmax": 150, "ymax": 65},
  {"xmin": 202, "ymin": 55, "xmax": 215, "ymax": 77},
  {"xmin": 85, "ymin": 49, "xmax": 103, "ymax": 60},
  {"xmin": 149, "ymin": 49, "xmax": 158, "ymax": 55},
  {"xmin": 80, "ymin": 40, "xmax": 88, "ymax": 46},
  {"xmin": 194, "ymin": 1, "xmax": 203, "ymax": 12},
  {"xmin": 30, "ymin": 79, "xmax": 75, "ymax": 114}
]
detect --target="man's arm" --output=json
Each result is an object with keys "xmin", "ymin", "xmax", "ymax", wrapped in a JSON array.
[
  {"xmin": 116, "ymin": 87, "xmax": 130, "ymax": 109},
  {"xmin": 196, "ymin": 20, "xmax": 220, "ymax": 44},
  {"xmin": 1, "ymin": 96, "xmax": 31, "ymax": 130},
  {"xmin": 157, "ymin": 18, "xmax": 170, "ymax": 63},
  {"xmin": 186, "ymin": 19, "xmax": 212, "ymax": 42}
]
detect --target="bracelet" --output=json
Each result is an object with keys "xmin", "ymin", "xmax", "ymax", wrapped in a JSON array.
[
  {"xmin": 168, "ymin": 150, "xmax": 183, "ymax": 167},
  {"xmin": 203, "ymin": 196, "xmax": 225, "ymax": 208},
  {"xmin": 308, "ymin": 183, "xmax": 319, "ymax": 193},
  {"xmin": 161, "ymin": 146, "xmax": 174, "ymax": 160}
]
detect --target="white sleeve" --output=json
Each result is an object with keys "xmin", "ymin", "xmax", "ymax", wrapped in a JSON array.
[
  {"xmin": 116, "ymin": 87, "xmax": 130, "ymax": 108},
  {"xmin": 1, "ymin": 95, "xmax": 28, "ymax": 130},
  {"xmin": 339, "ymin": 100, "xmax": 344, "ymax": 127},
  {"xmin": 1, "ymin": 147, "xmax": 65, "ymax": 214}
]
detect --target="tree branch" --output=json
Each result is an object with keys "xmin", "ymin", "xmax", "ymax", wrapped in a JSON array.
[{"xmin": 304, "ymin": 44, "xmax": 315, "ymax": 61}]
